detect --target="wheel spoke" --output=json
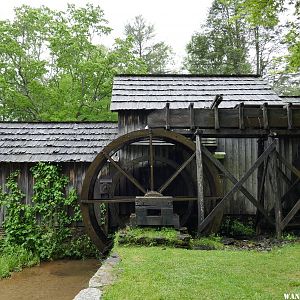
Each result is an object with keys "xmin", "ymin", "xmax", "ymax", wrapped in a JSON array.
[
  {"xmin": 149, "ymin": 131, "xmax": 154, "ymax": 191},
  {"xmin": 103, "ymin": 151, "xmax": 146, "ymax": 194},
  {"xmin": 158, "ymin": 152, "xmax": 196, "ymax": 193}
]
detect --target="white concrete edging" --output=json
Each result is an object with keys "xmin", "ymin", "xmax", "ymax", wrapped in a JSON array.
[{"xmin": 74, "ymin": 253, "xmax": 120, "ymax": 300}]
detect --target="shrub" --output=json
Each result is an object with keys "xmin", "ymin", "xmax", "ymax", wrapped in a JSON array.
[
  {"xmin": 0, "ymin": 163, "xmax": 100, "ymax": 261},
  {"xmin": 221, "ymin": 217, "xmax": 255, "ymax": 237}
]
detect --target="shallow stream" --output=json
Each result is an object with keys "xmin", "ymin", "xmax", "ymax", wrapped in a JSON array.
[{"xmin": 0, "ymin": 259, "xmax": 100, "ymax": 300}]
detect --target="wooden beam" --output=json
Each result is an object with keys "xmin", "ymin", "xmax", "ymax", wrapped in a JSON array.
[
  {"xmin": 262, "ymin": 103, "xmax": 269, "ymax": 129},
  {"xmin": 210, "ymin": 94, "xmax": 223, "ymax": 109},
  {"xmin": 287, "ymin": 103, "xmax": 293, "ymax": 130},
  {"xmin": 268, "ymin": 138, "xmax": 282, "ymax": 238},
  {"xmin": 149, "ymin": 130, "xmax": 154, "ymax": 191},
  {"xmin": 199, "ymin": 142, "xmax": 276, "ymax": 231},
  {"xmin": 256, "ymin": 138, "xmax": 267, "ymax": 233},
  {"xmin": 202, "ymin": 145, "xmax": 276, "ymax": 225},
  {"xmin": 81, "ymin": 197, "xmax": 136, "ymax": 204},
  {"xmin": 103, "ymin": 151, "xmax": 146, "ymax": 194},
  {"xmin": 239, "ymin": 103, "xmax": 245, "ymax": 130},
  {"xmin": 171, "ymin": 128, "xmax": 300, "ymax": 138},
  {"xmin": 277, "ymin": 166, "xmax": 292, "ymax": 186},
  {"xmin": 82, "ymin": 197, "xmax": 222, "ymax": 204},
  {"xmin": 281, "ymin": 178, "xmax": 300, "ymax": 204},
  {"xmin": 189, "ymin": 103, "xmax": 195, "ymax": 130},
  {"xmin": 195, "ymin": 134, "xmax": 205, "ymax": 234},
  {"xmin": 276, "ymin": 152, "xmax": 300, "ymax": 180},
  {"xmin": 165, "ymin": 102, "xmax": 170, "ymax": 130},
  {"xmin": 147, "ymin": 105, "xmax": 300, "ymax": 132},
  {"xmin": 281, "ymin": 198, "xmax": 300, "ymax": 230},
  {"xmin": 214, "ymin": 107, "xmax": 220, "ymax": 130},
  {"xmin": 158, "ymin": 152, "xmax": 196, "ymax": 193}
]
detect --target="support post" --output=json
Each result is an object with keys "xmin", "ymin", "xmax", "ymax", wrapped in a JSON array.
[
  {"xmin": 214, "ymin": 107, "xmax": 220, "ymax": 129},
  {"xmin": 269, "ymin": 137, "xmax": 282, "ymax": 238},
  {"xmin": 195, "ymin": 132, "xmax": 205, "ymax": 235},
  {"xmin": 149, "ymin": 130, "xmax": 154, "ymax": 191},
  {"xmin": 239, "ymin": 103, "xmax": 245, "ymax": 130},
  {"xmin": 189, "ymin": 103, "xmax": 195, "ymax": 130},
  {"xmin": 165, "ymin": 103, "xmax": 170, "ymax": 130},
  {"xmin": 287, "ymin": 103, "xmax": 293, "ymax": 130},
  {"xmin": 262, "ymin": 103, "xmax": 269, "ymax": 130},
  {"xmin": 256, "ymin": 137, "xmax": 266, "ymax": 233}
]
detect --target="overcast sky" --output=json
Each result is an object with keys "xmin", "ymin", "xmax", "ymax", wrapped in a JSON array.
[{"xmin": 0, "ymin": 0, "xmax": 213, "ymax": 68}]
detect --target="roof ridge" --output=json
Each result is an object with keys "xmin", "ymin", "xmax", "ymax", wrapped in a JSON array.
[{"xmin": 115, "ymin": 74, "xmax": 261, "ymax": 78}]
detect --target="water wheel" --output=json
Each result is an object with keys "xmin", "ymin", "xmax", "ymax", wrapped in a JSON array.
[{"xmin": 81, "ymin": 129, "xmax": 222, "ymax": 252}]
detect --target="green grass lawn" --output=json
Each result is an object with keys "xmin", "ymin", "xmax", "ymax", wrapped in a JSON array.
[{"xmin": 103, "ymin": 243, "xmax": 300, "ymax": 300}]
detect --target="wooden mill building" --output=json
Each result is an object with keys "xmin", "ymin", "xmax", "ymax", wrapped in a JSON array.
[
  {"xmin": 0, "ymin": 74, "xmax": 300, "ymax": 246},
  {"xmin": 111, "ymin": 75, "xmax": 298, "ymax": 214}
]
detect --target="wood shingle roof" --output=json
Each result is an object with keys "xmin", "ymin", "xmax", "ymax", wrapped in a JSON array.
[
  {"xmin": 111, "ymin": 74, "xmax": 283, "ymax": 110},
  {"xmin": 0, "ymin": 122, "xmax": 118, "ymax": 162}
]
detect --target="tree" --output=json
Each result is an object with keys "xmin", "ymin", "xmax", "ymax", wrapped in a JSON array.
[
  {"xmin": 240, "ymin": 0, "xmax": 285, "ymax": 27},
  {"xmin": 285, "ymin": 19, "xmax": 300, "ymax": 72},
  {"xmin": 124, "ymin": 15, "xmax": 173, "ymax": 73},
  {"xmin": 240, "ymin": 0, "xmax": 300, "ymax": 73},
  {"xmin": 184, "ymin": 0, "xmax": 252, "ymax": 75},
  {"xmin": 0, "ymin": 4, "xmax": 145, "ymax": 121}
]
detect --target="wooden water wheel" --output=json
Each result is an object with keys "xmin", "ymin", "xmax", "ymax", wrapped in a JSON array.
[{"xmin": 81, "ymin": 129, "xmax": 222, "ymax": 252}]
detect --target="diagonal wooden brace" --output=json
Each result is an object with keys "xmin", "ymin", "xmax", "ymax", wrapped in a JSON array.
[
  {"xmin": 103, "ymin": 151, "xmax": 146, "ymax": 194},
  {"xmin": 276, "ymin": 151, "xmax": 300, "ymax": 180},
  {"xmin": 199, "ymin": 141, "xmax": 277, "ymax": 232},
  {"xmin": 281, "ymin": 178, "xmax": 300, "ymax": 204},
  {"xmin": 281, "ymin": 198, "xmax": 300, "ymax": 230}
]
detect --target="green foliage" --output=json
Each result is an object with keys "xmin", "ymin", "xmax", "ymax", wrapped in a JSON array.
[
  {"xmin": 0, "ymin": 4, "xmax": 144, "ymax": 122},
  {"xmin": 184, "ymin": 0, "xmax": 252, "ymax": 75},
  {"xmin": 285, "ymin": 22, "xmax": 300, "ymax": 72},
  {"xmin": 239, "ymin": 0, "xmax": 285, "ymax": 27},
  {"xmin": 62, "ymin": 234, "xmax": 101, "ymax": 259},
  {"xmin": 124, "ymin": 15, "xmax": 173, "ymax": 73},
  {"xmin": 0, "ymin": 163, "xmax": 99, "ymax": 261},
  {"xmin": 221, "ymin": 217, "xmax": 255, "ymax": 237},
  {"xmin": 115, "ymin": 227, "xmax": 181, "ymax": 247},
  {"xmin": 282, "ymin": 232, "xmax": 297, "ymax": 242},
  {"xmin": 184, "ymin": 0, "xmax": 286, "ymax": 77},
  {"xmin": 238, "ymin": 0, "xmax": 300, "ymax": 75},
  {"xmin": 0, "ymin": 172, "xmax": 36, "ymax": 247},
  {"xmin": 191, "ymin": 235, "xmax": 224, "ymax": 250},
  {"xmin": 0, "ymin": 244, "xmax": 39, "ymax": 278}
]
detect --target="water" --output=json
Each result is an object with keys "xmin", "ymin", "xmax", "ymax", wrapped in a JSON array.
[{"xmin": 0, "ymin": 259, "xmax": 100, "ymax": 300}]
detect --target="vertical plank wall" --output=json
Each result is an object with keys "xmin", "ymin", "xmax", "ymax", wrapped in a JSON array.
[
  {"xmin": 119, "ymin": 111, "xmax": 300, "ymax": 215},
  {"xmin": 0, "ymin": 162, "xmax": 90, "ymax": 229}
]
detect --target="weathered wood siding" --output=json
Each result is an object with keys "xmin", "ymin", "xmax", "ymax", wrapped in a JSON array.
[
  {"xmin": 218, "ymin": 137, "xmax": 300, "ymax": 214},
  {"xmin": 267, "ymin": 137, "xmax": 300, "ymax": 211},
  {"xmin": 218, "ymin": 138, "xmax": 258, "ymax": 214},
  {"xmin": 119, "ymin": 111, "xmax": 300, "ymax": 215},
  {"xmin": 0, "ymin": 162, "xmax": 90, "ymax": 228}
]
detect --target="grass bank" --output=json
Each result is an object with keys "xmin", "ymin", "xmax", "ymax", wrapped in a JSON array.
[
  {"xmin": 103, "ymin": 243, "xmax": 300, "ymax": 300},
  {"xmin": 0, "ymin": 245, "xmax": 39, "ymax": 278}
]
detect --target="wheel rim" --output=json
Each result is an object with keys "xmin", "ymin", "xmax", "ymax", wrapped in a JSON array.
[{"xmin": 81, "ymin": 129, "xmax": 221, "ymax": 252}]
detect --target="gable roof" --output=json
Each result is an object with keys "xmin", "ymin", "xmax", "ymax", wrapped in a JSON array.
[
  {"xmin": 0, "ymin": 122, "xmax": 118, "ymax": 162},
  {"xmin": 111, "ymin": 74, "xmax": 283, "ymax": 111}
]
